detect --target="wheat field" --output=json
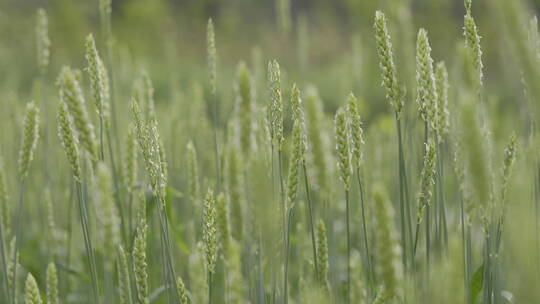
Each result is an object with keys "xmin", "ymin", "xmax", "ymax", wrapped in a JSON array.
[{"xmin": 0, "ymin": 0, "xmax": 539, "ymax": 303}]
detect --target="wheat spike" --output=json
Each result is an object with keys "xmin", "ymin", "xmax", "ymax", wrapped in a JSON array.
[{"xmin": 18, "ymin": 101, "xmax": 40, "ymax": 181}]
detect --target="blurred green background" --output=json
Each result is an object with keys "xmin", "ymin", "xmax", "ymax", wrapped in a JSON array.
[{"xmin": 1, "ymin": 0, "xmax": 538, "ymax": 113}]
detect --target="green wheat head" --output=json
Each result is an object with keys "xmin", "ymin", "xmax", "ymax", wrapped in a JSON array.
[{"xmin": 18, "ymin": 101, "xmax": 40, "ymax": 181}]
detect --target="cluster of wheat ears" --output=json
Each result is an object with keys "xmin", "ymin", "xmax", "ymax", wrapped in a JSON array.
[{"xmin": 2, "ymin": 0, "xmax": 540, "ymax": 303}]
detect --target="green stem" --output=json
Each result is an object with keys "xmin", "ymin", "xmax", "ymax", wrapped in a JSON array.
[
  {"xmin": 461, "ymin": 196, "xmax": 470, "ymax": 304},
  {"xmin": 277, "ymin": 150, "xmax": 286, "ymax": 304},
  {"xmin": 11, "ymin": 180, "xmax": 26, "ymax": 304},
  {"xmin": 75, "ymin": 181, "xmax": 100, "ymax": 303},
  {"xmin": 436, "ymin": 138, "xmax": 448, "ymax": 252},
  {"xmin": 127, "ymin": 192, "xmax": 134, "ymax": 247},
  {"xmin": 356, "ymin": 168, "xmax": 373, "ymax": 293},
  {"xmin": 106, "ymin": 127, "xmax": 128, "ymax": 246},
  {"xmin": 0, "ymin": 203, "xmax": 9, "ymax": 303},
  {"xmin": 208, "ymin": 271, "xmax": 213, "ymax": 304},
  {"xmin": 395, "ymin": 117, "xmax": 408, "ymax": 269},
  {"xmin": 156, "ymin": 198, "xmax": 179, "ymax": 303},
  {"xmin": 302, "ymin": 162, "xmax": 318, "ymax": 281},
  {"xmin": 413, "ymin": 220, "xmax": 420, "ymax": 260},
  {"xmin": 535, "ymin": 162, "xmax": 540, "ymax": 274},
  {"xmin": 99, "ymin": 116, "xmax": 105, "ymax": 161},
  {"xmin": 158, "ymin": 224, "xmax": 171, "ymax": 303},
  {"xmin": 425, "ymin": 204, "xmax": 430, "ymax": 268},
  {"xmin": 345, "ymin": 189, "xmax": 351, "ymax": 304},
  {"xmin": 65, "ymin": 178, "xmax": 75, "ymax": 297},
  {"xmin": 257, "ymin": 232, "xmax": 266, "ymax": 304},
  {"xmin": 484, "ymin": 232, "xmax": 492, "ymax": 304},
  {"xmin": 284, "ymin": 206, "xmax": 294, "ymax": 304}
]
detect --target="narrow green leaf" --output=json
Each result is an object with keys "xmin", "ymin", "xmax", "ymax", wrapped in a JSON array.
[{"xmin": 471, "ymin": 263, "xmax": 484, "ymax": 304}]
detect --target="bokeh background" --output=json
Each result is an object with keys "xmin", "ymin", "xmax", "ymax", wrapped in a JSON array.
[{"xmin": 1, "ymin": 0, "xmax": 539, "ymax": 116}]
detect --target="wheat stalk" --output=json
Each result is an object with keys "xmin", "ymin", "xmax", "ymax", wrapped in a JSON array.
[
  {"xmin": 374, "ymin": 11, "xmax": 412, "ymax": 268},
  {"xmin": 57, "ymin": 101, "xmax": 100, "ymax": 303}
]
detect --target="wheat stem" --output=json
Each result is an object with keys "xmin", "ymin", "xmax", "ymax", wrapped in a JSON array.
[
  {"xmin": 302, "ymin": 161, "xmax": 318, "ymax": 281},
  {"xmin": 277, "ymin": 149, "xmax": 286, "ymax": 304},
  {"xmin": 356, "ymin": 168, "xmax": 373, "ymax": 292},
  {"xmin": 76, "ymin": 181, "xmax": 100, "ymax": 303},
  {"xmin": 0, "ymin": 210, "xmax": 8, "ymax": 303},
  {"xmin": 345, "ymin": 189, "xmax": 351, "ymax": 304},
  {"xmin": 11, "ymin": 181, "xmax": 26, "ymax": 304}
]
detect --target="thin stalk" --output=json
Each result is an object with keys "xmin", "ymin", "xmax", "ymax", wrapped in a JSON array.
[
  {"xmin": 395, "ymin": 117, "xmax": 408, "ymax": 269},
  {"xmin": 284, "ymin": 206, "xmax": 294, "ymax": 304},
  {"xmin": 0, "ymin": 206, "xmax": 9, "ymax": 303},
  {"xmin": 158, "ymin": 225, "xmax": 172, "ymax": 304},
  {"xmin": 270, "ymin": 143, "xmax": 277, "ymax": 303},
  {"xmin": 440, "ymin": 165, "xmax": 448, "ymax": 248},
  {"xmin": 425, "ymin": 204, "xmax": 431, "ymax": 268},
  {"xmin": 208, "ymin": 271, "xmax": 213, "ymax": 304},
  {"xmin": 104, "ymin": 263, "xmax": 113, "ymax": 303},
  {"xmin": 11, "ymin": 180, "xmax": 26, "ymax": 304},
  {"xmin": 413, "ymin": 220, "xmax": 421, "ymax": 259},
  {"xmin": 257, "ymin": 231, "xmax": 266, "ymax": 304},
  {"xmin": 535, "ymin": 162, "xmax": 540, "ymax": 273},
  {"xmin": 461, "ymin": 196, "xmax": 470, "ymax": 304},
  {"xmin": 65, "ymin": 178, "xmax": 75, "ymax": 296},
  {"xmin": 277, "ymin": 150, "xmax": 286, "ymax": 304},
  {"xmin": 436, "ymin": 137, "xmax": 448, "ymax": 252},
  {"xmin": 423, "ymin": 122, "xmax": 430, "ymax": 268},
  {"xmin": 484, "ymin": 232, "xmax": 492, "ymax": 304},
  {"xmin": 302, "ymin": 162, "xmax": 318, "ymax": 280},
  {"xmin": 355, "ymin": 167, "xmax": 373, "ymax": 292},
  {"xmin": 156, "ymin": 198, "xmax": 179, "ymax": 303},
  {"xmin": 104, "ymin": 33, "xmax": 120, "ymax": 167},
  {"xmin": 99, "ymin": 116, "xmax": 105, "ymax": 161},
  {"xmin": 75, "ymin": 182, "xmax": 100, "ymax": 303},
  {"xmin": 106, "ymin": 128, "xmax": 128, "ymax": 245},
  {"xmin": 345, "ymin": 189, "xmax": 351, "ymax": 304},
  {"xmin": 127, "ymin": 192, "xmax": 134, "ymax": 246},
  {"xmin": 466, "ymin": 225, "xmax": 473, "ymax": 304},
  {"xmin": 400, "ymin": 124, "xmax": 414, "ymax": 265}
]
